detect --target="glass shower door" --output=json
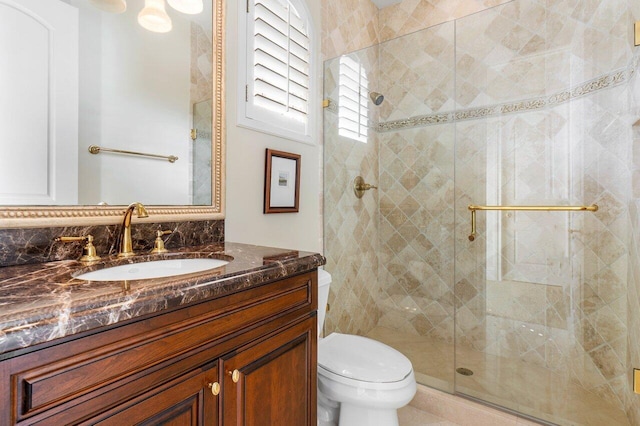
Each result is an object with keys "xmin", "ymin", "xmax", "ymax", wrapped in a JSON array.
[{"xmin": 453, "ymin": 1, "xmax": 632, "ymax": 425}]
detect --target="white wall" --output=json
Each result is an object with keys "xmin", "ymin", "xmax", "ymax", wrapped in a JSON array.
[{"xmin": 225, "ymin": 0, "xmax": 323, "ymax": 253}]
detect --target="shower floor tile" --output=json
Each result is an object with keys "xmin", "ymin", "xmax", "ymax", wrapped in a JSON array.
[{"xmin": 367, "ymin": 326, "xmax": 630, "ymax": 426}]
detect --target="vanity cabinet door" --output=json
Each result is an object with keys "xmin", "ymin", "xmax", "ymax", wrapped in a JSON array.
[
  {"xmin": 82, "ymin": 362, "xmax": 219, "ymax": 426},
  {"xmin": 0, "ymin": 270, "xmax": 317, "ymax": 426},
  {"xmin": 221, "ymin": 317, "xmax": 316, "ymax": 426}
]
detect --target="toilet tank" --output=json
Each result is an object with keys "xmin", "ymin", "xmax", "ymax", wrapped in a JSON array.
[{"xmin": 317, "ymin": 269, "xmax": 331, "ymax": 337}]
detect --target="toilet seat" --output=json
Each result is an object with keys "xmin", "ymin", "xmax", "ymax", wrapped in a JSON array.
[{"xmin": 318, "ymin": 333, "xmax": 413, "ymax": 389}]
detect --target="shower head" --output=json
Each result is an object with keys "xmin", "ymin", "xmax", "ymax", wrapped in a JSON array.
[{"xmin": 369, "ymin": 91, "xmax": 384, "ymax": 106}]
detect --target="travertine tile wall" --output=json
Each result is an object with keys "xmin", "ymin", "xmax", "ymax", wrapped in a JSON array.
[
  {"xmin": 627, "ymin": 16, "xmax": 640, "ymax": 420},
  {"xmin": 191, "ymin": 22, "xmax": 213, "ymax": 104},
  {"xmin": 376, "ymin": 23, "xmax": 456, "ymax": 343},
  {"xmin": 322, "ymin": 0, "xmax": 640, "ymax": 420},
  {"xmin": 321, "ymin": 0, "xmax": 379, "ymax": 60},
  {"xmin": 627, "ymin": 6, "xmax": 640, "ymax": 425},
  {"xmin": 321, "ymin": 0, "xmax": 505, "ymax": 340},
  {"xmin": 378, "ymin": 0, "xmax": 512, "ymax": 43},
  {"xmin": 321, "ymin": 0, "xmax": 512, "ymax": 60},
  {"xmin": 453, "ymin": 0, "xmax": 637, "ymax": 413},
  {"xmin": 323, "ymin": 47, "xmax": 383, "ymax": 335},
  {"xmin": 628, "ymin": 198, "xmax": 640, "ymax": 424},
  {"xmin": 192, "ymin": 100, "xmax": 212, "ymax": 205},
  {"xmin": 570, "ymin": 86, "xmax": 631, "ymax": 411},
  {"xmin": 190, "ymin": 22, "xmax": 213, "ymax": 204}
]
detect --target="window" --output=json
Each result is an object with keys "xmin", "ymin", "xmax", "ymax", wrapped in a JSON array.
[
  {"xmin": 338, "ymin": 56, "xmax": 368, "ymax": 143},
  {"xmin": 238, "ymin": 0, "xmax": 314, "ymax": 144}
]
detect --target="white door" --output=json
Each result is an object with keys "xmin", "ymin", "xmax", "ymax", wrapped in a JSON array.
[{"xmin": 0, "ymin": 0, "xmax": 78, "ymax": 205}]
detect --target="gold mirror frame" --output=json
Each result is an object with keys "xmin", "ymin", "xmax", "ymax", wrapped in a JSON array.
[{"xmin": 0, "ymin": 1, "xmax": 225, "ymax": 229}]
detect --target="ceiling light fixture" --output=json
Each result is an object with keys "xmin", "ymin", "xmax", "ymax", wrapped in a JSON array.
[
  {"xmin": 167, "ymin": 0, "xmax": 203, "ymax": 15},
  {"xmin": 138, "ymin": 0, "xmax": 173, "ymax": 33},
  {"xmin": 89, "ymin": 0, "xmax": 127, "ymax": 13}
]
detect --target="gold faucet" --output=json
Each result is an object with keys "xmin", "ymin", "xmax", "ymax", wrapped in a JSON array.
[{"xmin": 118, "ymin": 202, "xmax": 149, "ymax": 258}]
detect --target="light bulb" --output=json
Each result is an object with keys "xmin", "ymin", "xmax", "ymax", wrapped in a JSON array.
[
  {"xmin": 167, "ymin": 0, "xmax": 203, "ymax": 14},
  {"xmin": 89, "ymin": 0, "xmax": 127, "ymax": 13},
  {"xmin": 138, "ymin": 0, "xmax": 173, "ymax": 33}
]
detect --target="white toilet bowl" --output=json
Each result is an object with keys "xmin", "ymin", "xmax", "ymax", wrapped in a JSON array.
[
  {"xmin": 317, "ymin": 333, "xmax": 416, "ymax": 426},
  {"xmin": 316, "ymin": 269, "xmax": 416, "ymax": 426}
]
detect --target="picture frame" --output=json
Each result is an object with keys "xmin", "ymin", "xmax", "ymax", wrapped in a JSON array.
[{"xmin": 264, "ymin": 149, "xmax": 301, "ymax": 214}]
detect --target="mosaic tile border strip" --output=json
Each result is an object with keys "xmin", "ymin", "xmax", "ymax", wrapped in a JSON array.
[
  {"xmin": 324, "ymin": 56, "xmax": 639, "ymax": 133},
  {"xmin": 376, "ymin": 61, "xmax": 636, "ymax": 132},
  {"xmin": 376, "ymin": 59, "xmax": 637, "ymax": 132}
]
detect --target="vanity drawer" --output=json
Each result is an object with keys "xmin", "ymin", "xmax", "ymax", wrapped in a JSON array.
[{"xmin": 6, "ymin": 271, "xmax": 315, "ymax": 424}]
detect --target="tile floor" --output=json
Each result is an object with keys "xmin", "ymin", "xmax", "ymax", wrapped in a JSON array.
[
  {"xmin": 399, "ymin": 405, "xmax": 458, "ymax": 426},
  {"xmin": 399, "ymin": 385, "xmax": 544, "ymax": 426}
]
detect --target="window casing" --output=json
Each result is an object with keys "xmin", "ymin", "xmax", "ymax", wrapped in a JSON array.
[{"xmin": 238, "ymin": 0, "xmax": 315, "ymax": 144}]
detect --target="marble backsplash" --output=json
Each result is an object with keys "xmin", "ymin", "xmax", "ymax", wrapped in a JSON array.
[{"xmin": 0, "ymin": 220, "xmax": 224, "ymax": 268}]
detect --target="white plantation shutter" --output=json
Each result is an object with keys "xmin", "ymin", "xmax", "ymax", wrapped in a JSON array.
[
  {"xmin": 243, "ymin": 0, "xmax": 312, "ymax": 140},
  {"xmin": 338, "ymin": 56, "xmax": 368, "ymax": 143}
]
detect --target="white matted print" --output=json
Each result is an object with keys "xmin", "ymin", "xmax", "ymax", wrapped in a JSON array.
[{"xmin": 270, "ymin": 156, "xmax": 296, "ymax": 207}]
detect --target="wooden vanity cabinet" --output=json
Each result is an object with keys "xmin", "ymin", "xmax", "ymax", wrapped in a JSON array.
[{"xmin": 0, "ymin": 271, "xmax": 317, "ymax": 426}]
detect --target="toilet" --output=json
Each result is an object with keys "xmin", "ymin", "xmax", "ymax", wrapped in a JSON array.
[{"xmin": 317, "ymin": 270, "xmax": 416, "ymax": 426}]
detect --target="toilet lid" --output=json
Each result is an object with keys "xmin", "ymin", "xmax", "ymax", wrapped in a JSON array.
[{"xmin": 318, "ymin": 333, "xmax": 413, "ymax": 383}]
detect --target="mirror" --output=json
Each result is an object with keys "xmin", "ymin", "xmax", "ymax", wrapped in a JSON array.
[{"xmin": 0, "ymin": 0, "xmax": 224, "ymax": 227}]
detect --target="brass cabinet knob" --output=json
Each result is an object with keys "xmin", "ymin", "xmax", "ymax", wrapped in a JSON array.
[
  {"xmin": 207, "ymin": 382, "xmax": 220, "ymax": 396},
  {"xmin": 228, "ymin": 369, "xmax": 240, "ymax": 383}
]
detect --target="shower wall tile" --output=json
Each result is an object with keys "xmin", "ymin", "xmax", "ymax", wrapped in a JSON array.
[
  {"xmin": 626, "ymin": 46, "xmax": 640, "ymax": 425},
  {"xmin": 377, "ymin": 124, "xmax": 455, "ymax": 342},
  {"xmin": 323, "ymin": 51, "xmax": 383, "ymax": 336},
  {"xmin": 378, "ymin": 0, "xmax": 513, "ymax": 43},
  {"xmin": 323, "ymin": 0, "xmax": 639, "ymax": 420},
  {"xmin": 452, "ymin": 82, "xmax": 634, "ymax": 412},
  {"xmin": 190, "ymin": 22, "xmax": 213, "ymax": 205},
  {"xmin": 378, "ymin": 23, "xmax": 455, "ymax": 123},
  {"xmin": 192, "ymin": 100, "xmax": 213, "ymax": 205},
  {"xmin": 321, "ymin": 0, "xmax": 513, "ymax": 60},
  {"xmin": 190, "ymin": 22, "xmax": 212, "ymax": 105},
  {"xmin": 455, "ymin": 1, "xmax": 554, "ymax": 107},
  {"xmin": 449, "ymin": 1, "xmax": 637, "ymax": 413},
  {"xmin": 451, "ymin": 0, "xmax": 635, "ymax": 111},
  {"xmin": 321, "ymin": 0, "xmax": 379, "ymax": 60},
  {"xmin": 573, "ymin": 81, "xmax": 631, "ymax": 412}
]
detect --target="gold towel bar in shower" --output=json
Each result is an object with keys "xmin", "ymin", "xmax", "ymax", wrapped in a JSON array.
[{"xmin": 467, "ymin": 204, "xmax": 599, "ymax": 242}]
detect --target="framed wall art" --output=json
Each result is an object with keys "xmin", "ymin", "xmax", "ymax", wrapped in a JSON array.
[{"xmin": 264, "ymin": 149, "xmax": 301, "ymax": 214}]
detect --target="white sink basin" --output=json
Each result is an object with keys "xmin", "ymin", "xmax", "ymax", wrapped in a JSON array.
[{"xmin": 75, "ymin": 258, "xmax": 229, "ymax": 281}]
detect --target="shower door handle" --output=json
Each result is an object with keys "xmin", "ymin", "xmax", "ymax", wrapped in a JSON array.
[{"xmin": 467, "ymin": 204, "xmax": 598, "ymax": 242}]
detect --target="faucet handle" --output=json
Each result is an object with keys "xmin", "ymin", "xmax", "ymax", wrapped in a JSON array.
[
  {"xmin": 150, "ymin": 230, "xmax": 172, "ymax": 254},
  {"xmin": 353, "ymin": 176, "xmax": 378, "ymax": 199},
  {"xmin": 55, "ymin": 234, "xmax": 101, "ymax": 263}
]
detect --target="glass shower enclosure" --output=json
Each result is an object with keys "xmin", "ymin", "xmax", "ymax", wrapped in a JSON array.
[{"xmin": 323, "ymin": 1, "xmax": 639, "ymax": 424}]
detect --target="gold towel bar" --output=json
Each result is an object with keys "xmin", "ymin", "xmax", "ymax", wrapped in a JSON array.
[
  {"xmin": 88, "ymin": 145, "xmax": 178, "ymax": 163},
  {"xmin": 467, "ymin": 204, "xmax": 599, "ymax": 241},
  {"xmin": 468, "ymin": 205, "xmax": 598, "ymax": 212}
]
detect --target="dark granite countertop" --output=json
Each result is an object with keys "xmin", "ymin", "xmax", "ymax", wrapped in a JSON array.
[{"xmin": 0, "ymin": 242, "xmax": 325, "ymax": 357}]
